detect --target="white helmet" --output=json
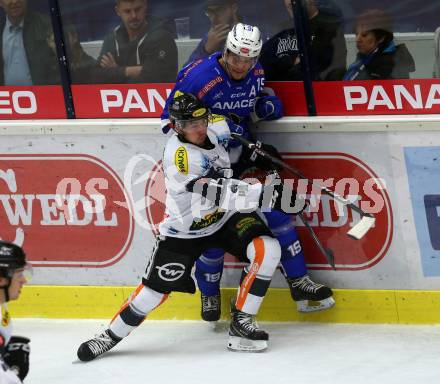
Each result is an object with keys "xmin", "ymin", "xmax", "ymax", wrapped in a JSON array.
[{"xmin": 225, "ymin": 23, "xmax": 262, "ymax": 58}]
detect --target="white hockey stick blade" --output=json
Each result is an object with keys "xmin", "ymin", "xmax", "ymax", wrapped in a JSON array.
[{"xmin": 347, "ymin": 215, "xmax": 376, "ymax": 240}]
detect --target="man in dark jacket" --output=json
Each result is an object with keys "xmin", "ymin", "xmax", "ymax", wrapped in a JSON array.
[
  {"xmin": 343, "ymin": 9, "xmax": 415, "ymax": 80},
  {"xmin": 184, "ymin": 0, "xmax": 241, "ymax": 67},
  {"xmin": 260, "ymin": 0, "xmax": 347, "ymax": 81},
  {"xmin": 0, "ymin": 0, "xmax": 59, "ymax": 85},
  {"xmin": 98, "ymin": 0, "xmax": 177, "ymax": 83}
]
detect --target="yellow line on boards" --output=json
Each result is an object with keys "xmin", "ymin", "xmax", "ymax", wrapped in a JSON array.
[{"xmin": 10, "ymin": 286, "xmax": 440, "ymax": 324}]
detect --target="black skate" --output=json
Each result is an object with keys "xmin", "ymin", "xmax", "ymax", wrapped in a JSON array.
[
  {"xmin": 287, "ymin": 275, "xmax": 335, "ymax": 313},
  {"xmin": 228, "ymin": 304, "xmax": 268, "ymax": 352},
  {"xmin": 77, "ymin": 329, "xmax": 121, "ymax": 362},
  {"xmin": 201, "ymin": 293, "xmax": 221, "ymax": 322}
]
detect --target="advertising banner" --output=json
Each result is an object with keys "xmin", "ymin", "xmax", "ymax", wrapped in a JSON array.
[
  {"xmin": 71, "ymin": 82, "xmax": 308, "ymax": 118},
  {"xmin": 71, "ymin": 79, "xmax": 440, "ymax": 118},
  {"xmin": 0, "ymin": 86, "xmax": 66, "ymax": 119},
  {"xmin": 314, "ymin": 79, "xmax": 440, "ymax": 115},
  {"xmin": 72, "ymin": 84, "xmax": 174, "ymax": 118},
  {"xmin": 405, "ymin": 146, "xmax": 440, "ymax": 277},
  {"xmin": 0, "ymin": 155, "xmax": 134, "ymax": 267},
  {"xmin": 4, "ymin": 80, "xmax": 440, "ymax": 120},
  {"xmin": 0, "ymin": 124, "xmax": 435, "ymax": 289}
]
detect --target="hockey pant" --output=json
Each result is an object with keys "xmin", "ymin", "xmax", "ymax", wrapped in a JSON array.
[
  {"xmin": 195, "ymin": 210, "xmax": 307, "ymax": 296},
  {"xmin": 109, "ymin": 236, "xmax": 280, "ymax": 338}
]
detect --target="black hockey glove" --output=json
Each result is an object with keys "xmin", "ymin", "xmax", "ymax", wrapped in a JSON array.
[
  {"xmin": 3, "ymin": 336, "xmax": 30, "ymax": 381},
  {"xmin": 259, "ymin": 173, "xmax": 306, "ymax": 214},
  {"xmin": 242, "ymin": 141, "xmax": 283, "ymax": 172}
]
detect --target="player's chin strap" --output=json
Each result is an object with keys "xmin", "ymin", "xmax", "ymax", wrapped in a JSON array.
[
  {"xmin": 231, "ymin": 133, "xmax": 376, "ymax": 241},
  {"xmin": 0, "ymin": 280, "xmax": 10, "ymax": 302}
]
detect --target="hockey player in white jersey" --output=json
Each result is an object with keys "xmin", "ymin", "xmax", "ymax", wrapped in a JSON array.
[
  {"xmin": 162, "ymin": 23, "xmax": 334, "ymax": 321},
  {"xmin": 0, "ymin": 241, "xmax": 32, "ymax": 384},
  {"xmin": 77, "ymin": 93, "xmax": 306, "ymax": 359}
]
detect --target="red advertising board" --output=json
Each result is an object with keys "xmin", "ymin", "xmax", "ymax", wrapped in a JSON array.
[
  {"xmin": 3, "ymin": 80, "xmax": 440, "ymax": 119},
  {"xmin": 266, "ymin": 81, "xmax": 308, "ymax": 115},
  {"xmin": 72, "ymin": 79, "xmax": 440, "ymax": 118},
  {"xmin": 0, "ymin": 155, "xmax": 134, "ymax": 267},
  {"xmin": 313, "ymin": 79, "xmax": 440, "ymax": 115},
  {"xmin": 145, "ymin": 153, "xmax": 393, "ymax": 270},
  {"xmin": 278, "ymin": 153, "xmax": 393, "ymax": 270},
  {"xmin": 72, "ymin": 83, "xmax": 174, "ymax": 118},
  {"xmin": 0, "ymin": 86, "xmax": 66, "ymax": 119},
  {"xmin": 71, "ymin": 82, "xmax": 308, "ymax": 118}
]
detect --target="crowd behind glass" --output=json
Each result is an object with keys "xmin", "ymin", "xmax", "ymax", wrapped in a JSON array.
[{"xmin": 1, "ymin": 0, "xmax": 439, "ymax": 104}]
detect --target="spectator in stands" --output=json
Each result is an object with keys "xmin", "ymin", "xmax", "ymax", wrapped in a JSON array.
[
  {"xmin": 259, "ymin": 0, "xmax": 346, "ymax": 81},
  {"xmin": 343, "ymin": 9, "xmax": 415, "ymax": 80},
  {"xmin": 98, "ymin": 0, "xmax": 177, "ymax": 83},
  {"xmin": 184, "ymin": 0, "xmax": 242, "ymax": 66},
  {"xmin": 0, "ymin": 0, "xmax": 59, "ymax": 85},
  {"xmin": 48, "ymin": 25, "xmax": 105, "ymax": 84}
]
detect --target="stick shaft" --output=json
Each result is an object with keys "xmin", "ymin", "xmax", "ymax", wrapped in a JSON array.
[
  {"xmin": 232, "ymin": 133, "xmax": 371, "ymax": 217},
  {"xmin": 298, "ymin": 212, "xmax": 335, "ymax": 269}
]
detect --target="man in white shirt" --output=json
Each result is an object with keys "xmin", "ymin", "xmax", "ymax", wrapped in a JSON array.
[{"xmin": 0, "ymin": 0, "xmax": 59, "ymax": 85}]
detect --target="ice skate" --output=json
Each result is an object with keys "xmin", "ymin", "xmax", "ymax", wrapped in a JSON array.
[
  {"xmin": 201, "ymin": 292, "xmax": 221, "ymax": 322},
  {"xmin": 77, "ymin": 329, "xmax": 121, "ymax": 362},
  {"xmin": 228, "ymin": 303, "xmax": 268, "ymax": 352},
  {"xmin": 287, "ymin": 275, "xmax": 335, "ymax": 312}
]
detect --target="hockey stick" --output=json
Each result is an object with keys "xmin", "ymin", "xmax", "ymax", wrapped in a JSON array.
[
  {"xmin": 231, "ymin": 133, "xmax": 376, "ymax": 240},
  {"xmin": 297, "ymin": 212, "xmax": 336, "ymax": 269}
]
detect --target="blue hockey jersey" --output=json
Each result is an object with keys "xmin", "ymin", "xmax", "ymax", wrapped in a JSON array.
[{"xmin": 161, "ymin": 52, "xmax": 265, "ymax": 137}]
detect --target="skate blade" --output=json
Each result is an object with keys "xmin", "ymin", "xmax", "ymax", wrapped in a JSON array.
[
  {"xmin": 296, "ymin": 297, "xmax": 336, "ymax": 313},
  {"xmin": 227, "ymin": 336, "xmax": 267, "ymax": 352}
]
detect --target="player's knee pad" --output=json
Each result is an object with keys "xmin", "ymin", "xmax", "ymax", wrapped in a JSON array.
[
  {"xmin": 119, "ymin": 286, "xmax": 166, "ymax": 326},
  {"xmin": 246, "ymin": 235, "xmax": 281, "ymax": 277},
  {"xmin": 129, "ymin": 285, "xmax": 167, "ymax": 315},
  {"xmin": 110, "ymin": 286, "xmax": 168, "ymax": 337}
]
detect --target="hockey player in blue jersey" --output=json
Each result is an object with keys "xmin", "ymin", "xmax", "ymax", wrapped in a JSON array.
[{"xmin": 161, "ymin": 23, "xmax": 334, "ymax": 321}]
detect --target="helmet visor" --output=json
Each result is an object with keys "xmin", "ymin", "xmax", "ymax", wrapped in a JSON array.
[
  {"xmin": 175, "ymin": 116, "xmax": 210, "ymax": 132},
  {"xmin": 224, "ymin": 50, "xmax": 257, "ymax": 67}
]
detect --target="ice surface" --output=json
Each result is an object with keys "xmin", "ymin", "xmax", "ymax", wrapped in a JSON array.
[{"xmin": 16, "ymin": 319, "xmax": 440, "ymax": 384}]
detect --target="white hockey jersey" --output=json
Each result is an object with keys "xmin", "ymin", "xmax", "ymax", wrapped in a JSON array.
[
  {"xmin": 159, "ymin": 115, "xmax": 262, "ymax": 238},
  {"xmin": 0, "ymin": 303, "xmax": 12, "ymax": 346},
  {"xmin": 0, "ymin": 303, "xmax": 20, "ymax": 384}
]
